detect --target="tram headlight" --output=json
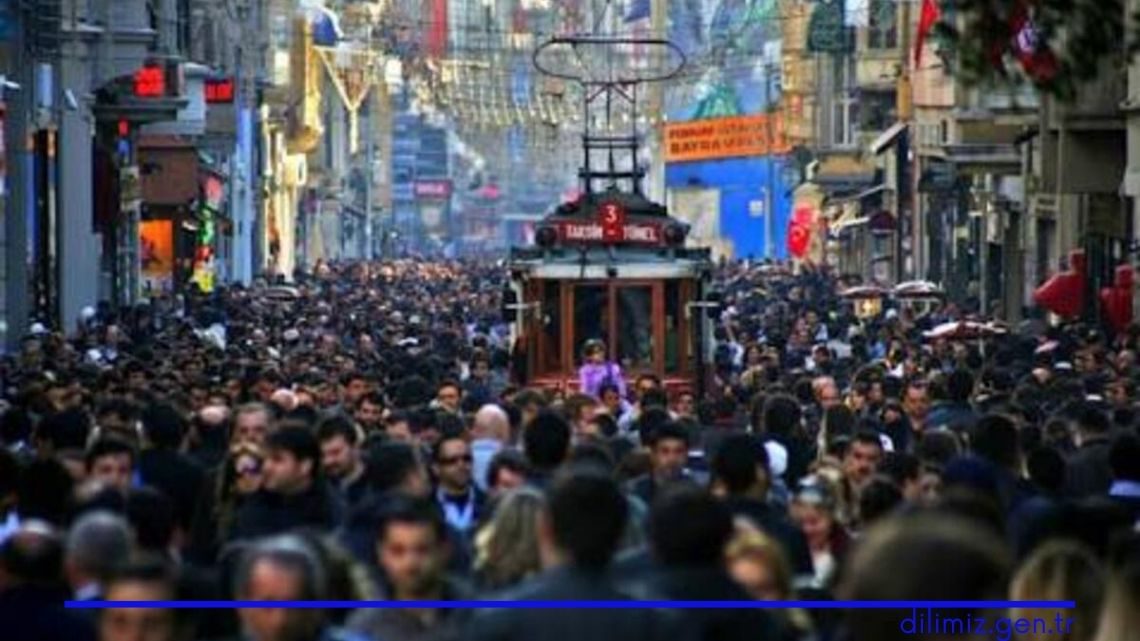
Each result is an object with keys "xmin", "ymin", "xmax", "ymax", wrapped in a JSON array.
[
  {"xmin": 664, "ymin": 223, "xmax": 688, "ymax": 247},
  {"xmin": 536, "ymin": 225, "xmax": 558, "ymax": 248}
]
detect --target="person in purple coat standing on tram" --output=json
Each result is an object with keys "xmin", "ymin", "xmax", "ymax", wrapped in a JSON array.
[{"xmin": 578, "ymin": 339, "xmax": 627, "ymax": 400}]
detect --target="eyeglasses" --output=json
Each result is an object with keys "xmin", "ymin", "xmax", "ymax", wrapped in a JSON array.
[{"xmin": 439, "ymin": 454, "xmax": 473, "ymax": 466}]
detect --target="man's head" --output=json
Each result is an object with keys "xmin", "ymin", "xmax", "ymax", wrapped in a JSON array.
[
  {"xmin": 470, "ymin": 355, "xmax": 491, "ymax": 380},
  {"xmin": 65, "ymin": 510, "xmax": 133, "ymax": 593},
  {"xmin": 524, "ymin": 411, "xmax": 571, "ymax": 473},
  {"xmin": 711, "ymin": 433, "xmax": 770, "ymax": 498},
  {"xmin": 234, "ymin": 403, "xmax": 273, "ymax": 446},
  {"xmin": 366, "ymin": 442, "xmax": 430, "ymax": 498},
  {"xmin": 354, "ymin": 391, "xmax": 386, "ymax": 432},
  {"xmin": 673, "ymin": 391, "xmax": 696, "ymax": 419},
  {"xmin": 1074, "ymin": 402, "xmax": 1111, "ymax": 442},
  {"xmin": 431, "ymin": 431, "xmax": 473, "ymax": 494},
  {"xmin": 316, "ymin": 416, "xmax": 361, "ymax": 482},
  {"xmin": 99, "ymin": 557, "xmax": 181, "ymax": 641},
  {"xmin": 970, "ymin": 414, "xmax": 1020, "ymax": 473},
  {"xmin": 512, "ymin": 390, "xmax": 548, "ymax": 430},
  {"xmin": 235, "ymin": 536, "xmax": 327, "ymax": 641},
  {"xmin": 342, "ymin": 373, "xmax": 372, "ymax": 407},
  {"xmin": 634, "ymin": 374, "xmax": 662, "ymax": 401},
  {"xmin": 598, "ymin": 384, "xmax": 623, "ymax": 416},
  {"xmin": 762, "ymin": 395, "xmax": 802, "ymax": 437},
  {"xmin": 96, "ymin": 399, "xmax": 141, "ymax": 443},
  {"xmin": 563, "ymin": 394, "xmax": 600, "ymax": 438},
  {"xmin": 648, "ymin": 422, "xmax": 689, "ymax": 481},
  {"xmin": 813, "ymin": 376, "xmax": 840, "ymax": 410},
  {"xmin": 471, "ymin": 404, "xmax": 510, "ymax": 444},
  {"xmin": 85, "ymin": 437, "xmax": 136, "ymax": 492},
  {"xmin": 375, "ymin": 496, "xmax": 448, "ymax": 599},
  {"xmin": 383, "ymin": 410, "xmax": 414, "ymax": 443},
  {"xmin": 947, "ymin": 369, "xmax": 975, "ymax": 404},
  {"xmin": 435, "ymin": 381, "xmax": 462, "ymax": 414},
  {"xmin": 487, "ymin": 450, "xmax": 530, "ymax": 496},
  {"xmin": 650, "ymin": 485, "xmax": 734, "ymax": 568},
  {"xmin": 879, "ymin": 452, "xmax": 922, "ymax": 503},
  {"xmin": 843, "ymin": 430, "xmax": 884, "ymax": 492},
  {"xmin": 0, "ymin": 522, "xmax": 65, "ymax": 589},
  {"xmin": 840, "ymin": 513, "xmax": 1012, "ymax": 641},
  {"xmin": 262, "ymin": 427, "xmax": 320, "ymax": 495},
  {"xmin": 902, "ymin": 380, "xmax": 931, "ymax": 426},
  {"xmin": 540, "ymin": 468, "xmax": 628, "ymax": 570}
]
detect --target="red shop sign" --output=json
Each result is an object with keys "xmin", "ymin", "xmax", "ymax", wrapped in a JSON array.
[{"xmin": 555, "ymin": 220, "xmax": 662, "ymax": 245}]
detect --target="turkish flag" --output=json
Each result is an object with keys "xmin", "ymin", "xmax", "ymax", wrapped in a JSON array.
[
  {"xmin": 914, "ymin": 0, "xmax": 941, "ymax": 65},
  {"xmin": 788, "ymin": 206, "xmax": 814, "ymax": 258}
]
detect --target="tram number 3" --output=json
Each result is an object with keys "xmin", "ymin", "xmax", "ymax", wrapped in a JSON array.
[{"xmin": 600, "ymin": 202, "xmax": 625, "ymax": 242}]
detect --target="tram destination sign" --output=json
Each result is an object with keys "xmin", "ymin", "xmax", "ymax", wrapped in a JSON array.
[{"xmin": 554, "ymin": 219, "xmax": 663, "ymax": 245}]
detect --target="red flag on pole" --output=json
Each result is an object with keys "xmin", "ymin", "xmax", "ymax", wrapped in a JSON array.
[
  {"xmin": 426, "ymin": 0, "xmax": 448, "ymax": 58},
  {"xmin": 914, "ymin": 0, "xmax": 941, "ymax": 65}
]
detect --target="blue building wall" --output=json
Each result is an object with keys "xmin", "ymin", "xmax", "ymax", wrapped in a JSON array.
[{"xmin": 665, "ymin": 155, "xmax": 793, "ymax": 260}]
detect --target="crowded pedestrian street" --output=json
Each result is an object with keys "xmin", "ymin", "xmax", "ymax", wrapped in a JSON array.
[{"xmin": 0, "ymin": 257, "xmax": 1138, "ymax": 641}]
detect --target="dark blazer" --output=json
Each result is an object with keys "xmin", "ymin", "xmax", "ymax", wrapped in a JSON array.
[
  {"xmin": 139, "ymin": 447, "xmax": 206, "ymax": 529},
  {"xmin": 1065, "ymin": 436, "xmax": 1113, "ymax": 498},
  {"xmin": 640, "ymin": 566, "xmax": 794, "ymax": 641},
  {"xmin": 463, "ymin": 566, "xmax": 682, "ymax": 641},
  {"xmin": 228, "ymin": 481, "xmax": 345, "ymax": 542},
  {"xmin": 0, "ymin": 585, "xmax": 96, "ymax": 641},
  {"xmin": 347, "ymin": 579, "xmax": 472, "ymax": 641}
]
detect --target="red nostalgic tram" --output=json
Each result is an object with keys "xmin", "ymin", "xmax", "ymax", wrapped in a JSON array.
[
  {"xmin": 505, "ymin": 190, "xmax": 715, "ymax": 395},
  {"xmin": 503, "ymin": 35, "xmax": 718, "ymax": 396}
]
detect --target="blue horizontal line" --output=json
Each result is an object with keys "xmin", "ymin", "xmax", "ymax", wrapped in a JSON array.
[{"xmin": 65, "ymin": 600, "xmax": 1076, "ymax": 610}]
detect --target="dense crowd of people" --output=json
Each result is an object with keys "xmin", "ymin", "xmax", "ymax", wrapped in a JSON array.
[{"xmin": 0, "ymin": 258, "xmax": 1138, "ymax": 641}]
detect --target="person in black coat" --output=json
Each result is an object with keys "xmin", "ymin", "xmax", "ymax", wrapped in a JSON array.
[
  {"xmin": 464, "ymin": 467, "xmax": 679, "ymax": 641},
  {"xmin": 637, "ymin": 485, "xmax": 794, "ymax": 641},
  {"xmin": 1108, "ymin": 432, "xmax": 1140, "ymax": 523},
  {"xmin": 228, "ymin": 427, "xmax": 344, "ymax": 542},
  {"xmin": 0, "ymin": 524, "xmax": 96, "ymax": 641},
  {"xmin": 138, "ymin": 403, "xmax": 205, "ymax": 534},
  {"xmin": 1064, "ymin": 402, "xmax": 1114, "ymax": 498},
  {"xmin": 710, "ymin": 433, "xmax": 814, "ymax": 578}
]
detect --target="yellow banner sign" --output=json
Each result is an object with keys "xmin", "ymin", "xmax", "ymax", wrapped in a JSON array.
[{"xmin": 664, "ymin": 114, "xmax": 790, "ymax": 163}]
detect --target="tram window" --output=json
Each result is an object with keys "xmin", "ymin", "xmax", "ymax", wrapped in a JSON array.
[
  {"xmin": 617, "ymin": 286, "xmax": 654, "ymax": 371},
  {"xmin": 541, "ymin": 281, "xmax": 562, "ymax": 373},
  {"xmin": 665, "ymin": 281, "xmax": 680, "ymax": 373},
  {"xmin": 574, "ymin": 285, "xmax": 609, "ymax": 364}
]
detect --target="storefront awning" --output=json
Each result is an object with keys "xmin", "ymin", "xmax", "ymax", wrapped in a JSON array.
[
  {"xmin": 940, "ymin": 144, "xmax": 1021, "ymax": 167},
  {"xmin": 870, "ymin": 122, "xmax": 908, "ymax": 156},
  {"xmin": 811, "ymin": 171, "xmax": 878, "ymax": 198}
]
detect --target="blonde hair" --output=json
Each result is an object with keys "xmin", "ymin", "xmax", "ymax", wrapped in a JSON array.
[
  {"xmin": 726, "ymin": 527, "xmax": 812, "ymax": 632},
  {"xmin": 475, "ymin": 488, "xmax": 545, "ymax": 590},
  {"xmin": 1092, "ymin": 561, "xmax": 1140, "ymax": 641},
  {"xmin": 726, "ymin": 529, "xmax": 793, "ymax": 600},
  {"xmin": 1011, "ymin": 541, "xmax": 1105, "ymax": 641}
]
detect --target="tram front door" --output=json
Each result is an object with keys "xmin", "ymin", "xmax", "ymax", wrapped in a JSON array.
[{"xmin": 524, "ymin": 278, "xmax": 698, "ymax": 392}]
